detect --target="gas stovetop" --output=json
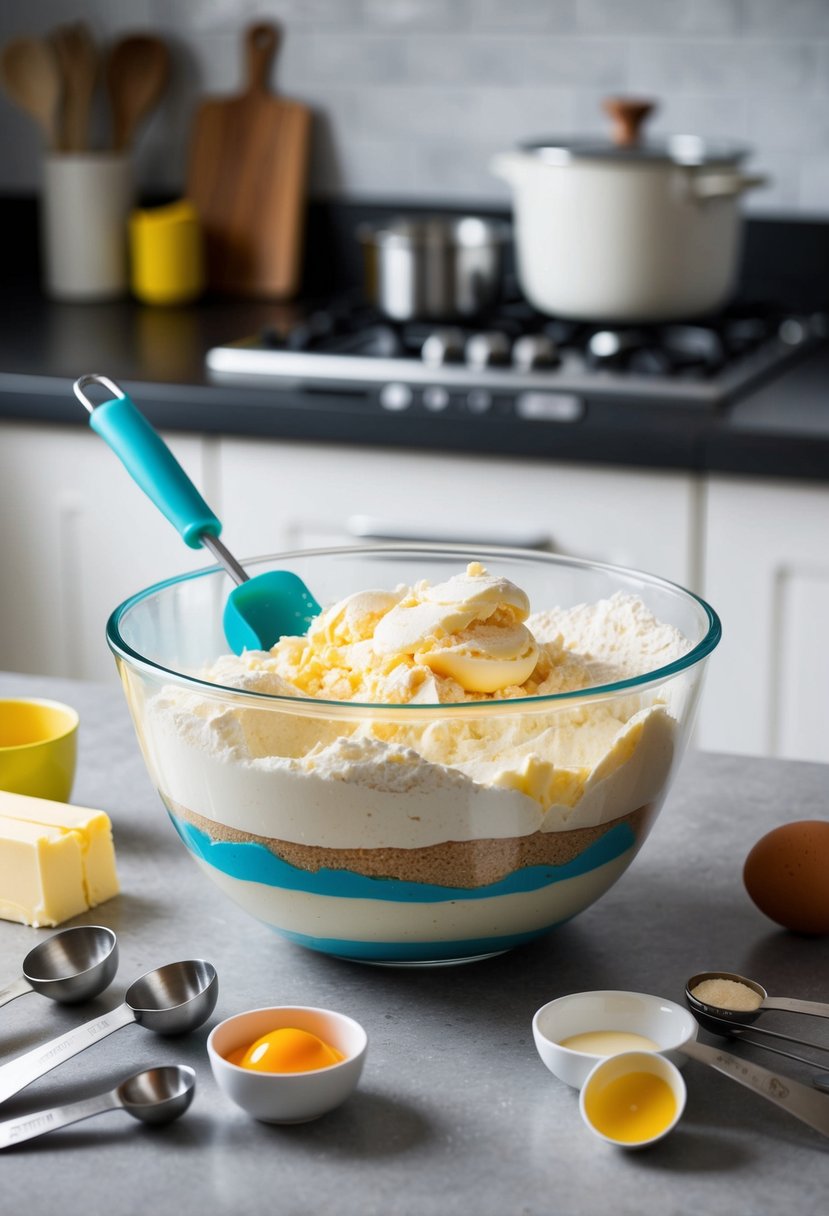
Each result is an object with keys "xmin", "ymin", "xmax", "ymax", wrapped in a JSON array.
[{"xmin": 206, "ymin": 297, "xmax": 826, "ymax": 421}]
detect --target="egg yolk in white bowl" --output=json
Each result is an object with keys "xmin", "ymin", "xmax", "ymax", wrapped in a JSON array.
[{"xmin": 227, "ymin": 1027, "xmax": 344, "ymax": 1073}]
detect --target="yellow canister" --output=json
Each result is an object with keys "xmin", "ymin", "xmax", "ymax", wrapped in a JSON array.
[{"xmin": 129, "ymin": 199, "xmax": 205, "ymax": 305}]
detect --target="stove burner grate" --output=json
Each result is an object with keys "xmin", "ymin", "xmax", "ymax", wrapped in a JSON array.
[{"xmin": 262, "ymin": 296, "xmax": 802, "ymax": 382}]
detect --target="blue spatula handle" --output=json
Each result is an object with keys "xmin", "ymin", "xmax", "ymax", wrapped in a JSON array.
[{"xmin": 88, "ymin": 391, "xmax": 221, "ymax": 549}]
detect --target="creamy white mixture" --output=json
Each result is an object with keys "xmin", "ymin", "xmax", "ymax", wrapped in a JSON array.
[{"xmin": 139, "ymin": 567, "xmax": 690, "ymax": 849}]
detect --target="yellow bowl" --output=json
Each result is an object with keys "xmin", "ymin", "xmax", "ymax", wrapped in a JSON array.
[{"xmin": 0, "ymin": 699, "xmax": 79, "ymax": 802}]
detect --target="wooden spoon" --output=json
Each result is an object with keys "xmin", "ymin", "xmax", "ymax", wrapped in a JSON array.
[
  {"xmin": 105, "ymin": 34, "xmax": 169, "ymax": 151},
  {"xmin": 52, "ymin": 23, "xmax": 98, "ymax": 152},
  {"xmin": 0, "ymin": 36, "xmax": 61, "ymax": 147}
]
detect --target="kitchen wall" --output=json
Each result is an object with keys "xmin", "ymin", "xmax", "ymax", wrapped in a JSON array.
[{"xmin": 0, "ymin": 0, "xmax": 826, "ymax": 214}]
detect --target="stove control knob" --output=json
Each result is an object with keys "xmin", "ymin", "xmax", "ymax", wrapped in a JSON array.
[
  {"xmin": 466, "ymin": 390, "xmax": 493, "ymax": 414},
  {"xmin": 421, "ymin": 328, "xmax": 466, "ymax": 367},
  {"xmin": 379, "ymin": 382, "xmax": 413, "ymax": 412},
  {"xmin": 512, "ymin": 334, "xmax": 560, "ymax": 371},
  {"xmin": 423, "ymin": 386, "xmax": 450, "ymax": 412},
  {"xmin": 588, "ymin": 330, "xmax": 624, "ymax": 361},
  {"xmin": 588, "ymin": 329, "xmax": 644, "ymax": 365},
  {"xmin": 779, "ymin": 318, "xmax": 807, "ymax": 346},
  {"xmin": 465, "ymin": 331, "xmax": 511, "ymax": 369}
]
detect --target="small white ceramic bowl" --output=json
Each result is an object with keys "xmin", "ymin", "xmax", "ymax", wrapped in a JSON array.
[
  {"xmin": 207, "ymin": 1006, "xmax": 368, "ymax": 1123},
  {"xmin": 532, "ymin": 989, "xmax": 697, "ymax": 1089},
  {"xmin": 579, "ymin": 1050, "xmax": 687, "ymax": 1149}
]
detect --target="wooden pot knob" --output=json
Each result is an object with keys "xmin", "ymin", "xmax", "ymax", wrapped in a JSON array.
[{"xmin": 602, "ymin": 97, "xmax": 656, "ymax": 148}]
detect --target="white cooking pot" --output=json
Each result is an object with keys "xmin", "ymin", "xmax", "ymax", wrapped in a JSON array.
[{"xmin": 491, "ymin": 98, "xmax": 767, "ymax": 322}]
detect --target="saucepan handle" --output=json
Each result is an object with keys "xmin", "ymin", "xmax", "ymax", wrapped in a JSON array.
[{"xmin": 690, "ymin": 171, "xmax": 768, "ymax": 201}]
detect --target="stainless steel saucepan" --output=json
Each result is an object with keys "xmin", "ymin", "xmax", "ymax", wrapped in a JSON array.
[{"xmin": 358, "ymin": 215, "xmax": 510, "ymax": 322}]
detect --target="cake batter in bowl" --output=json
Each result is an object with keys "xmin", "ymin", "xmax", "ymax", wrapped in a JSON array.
[{"xmin": 108, "ymin": 546, "xmax": 720, "ymax": 965}]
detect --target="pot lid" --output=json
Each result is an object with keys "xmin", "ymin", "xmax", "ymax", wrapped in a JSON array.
[{"xmin": 522, "ymin": 97, "xmax": 749, "ymax": 167}]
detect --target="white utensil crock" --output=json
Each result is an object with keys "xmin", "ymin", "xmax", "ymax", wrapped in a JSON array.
[{"xmin": 41, "ymin": 153, "xmax": 133, "ymax": 301}]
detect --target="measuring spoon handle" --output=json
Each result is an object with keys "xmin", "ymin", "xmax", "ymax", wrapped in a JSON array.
[
  {"xmin": 0, "ymin": 1003, "xmax": 135, "ymax": 1106},
  {"xmin": 730, "ymin": 1034, "xmax": 829, "ymax": 1072},
  {"xmin": 0, "ymin": 977, "xmax": 33, "ymax": 1009},
  {"xmin": 728, "ymin": 1020, "xmax": 829, "ymax": 1054},
  {"xmin": 681, "ymin": 1039, "xmax": 829, "ymax": 1139},
  {"xmin": 765, "ymin": 997, "xmax": 829, "ymax": 1018},
  {"xmin": 0, "ymin": 1091, "xmax": 118, "ymax": 1148}
]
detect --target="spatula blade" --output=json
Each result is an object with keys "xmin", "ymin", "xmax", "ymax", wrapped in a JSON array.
[{"xmin": 223, "ymin": 571, "xmax": 321, "ymax": 653}]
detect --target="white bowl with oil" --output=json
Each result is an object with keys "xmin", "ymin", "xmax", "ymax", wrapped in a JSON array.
[
  {"xmin": 579, "ymin": 1049, "xmax": 687, "ymax": 1149},
  {"xmin": 532, "ymin": 989, "xmax": 697, "ymax": 1089}
]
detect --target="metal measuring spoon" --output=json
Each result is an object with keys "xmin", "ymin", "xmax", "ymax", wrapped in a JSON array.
[
  {"xmin": 687, "ymin": 1004, "xmax": 829, "ymax": 1073},
  {"xmin": 686, "ymin": 971, "xmax": 829, "ymax": 1025},
  {"xmin": 0, "ymin": 959, "xmax": 216, "ymax": 1106},
  {"xmin": 679, "ymin": 1039, "xmax": 829, "ymax": 1139},
  {"xmin": 0, "ymin": 926, "xmax": 118, "ymax": 1009},
  {"xmin": 0, "ymin": 1064, "xmax": 195, "ymax": 1149}
]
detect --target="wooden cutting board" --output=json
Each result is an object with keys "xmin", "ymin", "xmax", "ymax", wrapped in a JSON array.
[{"xmin": 186, "ymin": 23, "xmax": 311, "ymax": 298}]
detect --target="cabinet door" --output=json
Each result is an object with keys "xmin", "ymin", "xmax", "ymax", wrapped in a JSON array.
[
  {"xmin": 0, "ymin": 422, "xmax": 215, "ymax": 682},
  {"xmin": 218, "ymin": 440, "xmax": 698, "ymax": 586},
  {"xmin": 700, "ymin": 475, "xmax": 829, "ymax": 762}
]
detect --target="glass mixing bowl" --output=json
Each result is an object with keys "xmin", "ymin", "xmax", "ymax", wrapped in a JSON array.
[{"xmin": 108, "ymin": 546, "xmax": 720, "ymax": 965}]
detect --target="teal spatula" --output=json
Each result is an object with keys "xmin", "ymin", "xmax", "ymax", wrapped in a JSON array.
[{"xmin": 73, "ymin": 374, "xmax": 321, "ymax": 652}]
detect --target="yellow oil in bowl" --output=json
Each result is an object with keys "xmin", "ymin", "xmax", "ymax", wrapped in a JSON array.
[{"xmin": 580, "ymin": 1050, "xmax": 686, "ymax": 1149}]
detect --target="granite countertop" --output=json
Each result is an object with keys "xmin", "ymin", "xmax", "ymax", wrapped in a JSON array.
[
  {"xmin": 1, "ymin": 202, "xmax": 829, "ymax": 481},
  {"xmin": 1, "ymin": 669, "xmax": 828, "ymax": 1215}
]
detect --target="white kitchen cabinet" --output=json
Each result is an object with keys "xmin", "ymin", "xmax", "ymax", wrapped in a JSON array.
[
  {"xmin": 217, "ymin": 439, "xmax": 699, "ymax": 588},
  {"xmin": 0, "ymin": 421, "xmax": 216, "ymax": 683},
  {"xmin": 699, "ymin": 475, "xmax": 829, "ymax": 763}
]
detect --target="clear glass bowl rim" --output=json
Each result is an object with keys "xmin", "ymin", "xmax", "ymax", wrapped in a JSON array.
[{"xmin": 106, "ymin": 543, "xmax": 722, "ymax": 712}]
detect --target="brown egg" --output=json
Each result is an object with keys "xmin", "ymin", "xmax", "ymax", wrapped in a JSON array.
[{"xmin": 743, "ymin": 820, "xmax": 829, "ymax": 935}]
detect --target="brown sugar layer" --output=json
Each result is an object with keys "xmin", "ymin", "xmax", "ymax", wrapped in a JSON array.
[{"xmin": 169, "ymin": 798, "xmax": 653, "ymax": 889}]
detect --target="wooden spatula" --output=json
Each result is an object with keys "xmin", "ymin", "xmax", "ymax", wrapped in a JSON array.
[
  {"xmin": 186, "ymin": 22, "xmax": 312, "ymax": 299},
  {"xmin": 0, "ymin": 36, "xmax": 61, "ymax": 148},
  {"xmin": 52, "ymin": 23, "xmax": 97, "ymax": 151},
  {"xmin": 105, "ymin": 34, "xmax": 169, "ymax": 151}
]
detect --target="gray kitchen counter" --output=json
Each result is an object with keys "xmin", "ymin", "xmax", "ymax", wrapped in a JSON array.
[{"xmin": 1, "ymin": 670, "xmax": 828, "ymax": 1215}]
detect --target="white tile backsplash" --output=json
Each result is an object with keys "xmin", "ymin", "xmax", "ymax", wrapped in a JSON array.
[
  {"xmin": 358, "ymin": 0, "xmax": 467, "ymax": 31},
  {"xmin": 473, "ymin": 0, "xmax": 579, "ymax": 32},
  {"xmin": 0, "ymin": 0, "xmax": 825, "ymax": 214},
  {"xmin": 740, "ymin": 0, "xmax": 829, "ymax": 37},
  {"xmin": 800, "ymin": 153, "xmax": 829, "ymax": 210},
  {"xmin": 577, "ymin": 0, "xmax": 742, "ymax": 36}
]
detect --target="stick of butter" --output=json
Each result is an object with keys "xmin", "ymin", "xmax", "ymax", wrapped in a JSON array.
[{"xmin": 0, "ymin": 791, "xmax": 119, "ymax": 928}]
